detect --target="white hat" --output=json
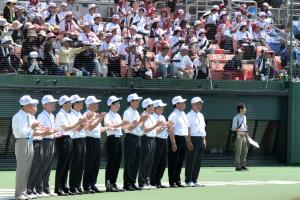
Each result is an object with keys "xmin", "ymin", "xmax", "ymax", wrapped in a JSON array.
[
  {"xmin": 85, "ymin": 96, "xmax": 101, "ymax": 106},
  {"xmin": 127, "ymin": 93, "xmax": 142, "ymax": 102},
  {"xmin": 112, "ymin": 14, "xmax": 120, "ymax": 20},
  {"xmin": 83, "ymin": 22, "xmax": 91, "ymax": 27},
  {"xmin": 191, "ymin": 96, "xmax": 204, "ymax": 104},
  {"xmin": 174, "ymin": 27, "xmax": 182, "ymax": 32},
  {"xmin": 180, "ymin": 45, "xmax": 189, "ymax": 51},
  {"xmin": 259, "ymin": 12, "xmax": 267, "ymax": 17},
  {"xmin": 172, "ymin": 96, "xmax": 187, "ymax": 105},
  {"xmin": 88, "ymin": 4, "xmax": 97, "ymax": 10},
  {"xmin": 199, "ymin": 29, "xmax": 206, "ymax": 34},
  {"xmin": 212, "ymin": 5, "xmax": 219, "ymax": 10},
  {"xmin": 178, "ymin": 9, "xmax": 184, "ymax": 14},
  {"xmin": 49, "ymin": 2, "xmax": 57, "ymax": 7},
  {"xmin": 235, "ymin": 12, "xmax": 242, "ymax": 17},
  {"xmin": 19, "ymin": 95, "xmax": 39, "ymax": 106},
  {"xmin": 42, "ymin": 95, "xmax": 58, "ymax": 105},
  {"xmin": 65, "ymin": 11, "xmax": 73, "ymax": 16},
  {"xmin": 219, "ymin": 11, "xmax": 227, "ymax": 17},
  {"xmin": 142, "ymin": 98, "xmax": 154, "ymax": 109},
  {"xmin": 60, "ymin": 2, "xmax": 68, "ymax": 7},
  {"xmin": 6, "ymin": 0, "xmax": 17, "ymax": 3},
  {"xmin": 58, "ymin": 95, "xmax": 71, "ymax": 106},
  {"xmin": 130, "ymin": 25, "xmax": 138, "ymax": 31},
  {"xmin": 46, "ymin": 32, "xmax": 56, "ymax": 39},
  {"xmin": 1, "ymin": 37, "xmax": 11, "ymax": 44},
  {"xmin": 62, "ymin": 37, "xmax": 73, "ymax": 43},
  {"xmin": 29, "ymin": 51, "xmax": 38, "ymax": 59},
  {"xmin": 94, "ymin": 13, "xmax": 102, "ymax": 18},
  {"xmin": 190, "ymin": 37, "xmax": 198, "ymax": 44},
  {"xmin": 128, "ymin": 42, "xmax": 136, "ymax": 48},
  {"xmin": 104, "ymin": 32, "xmax": 112, "ymax": 37},
  {"xmin": 194, "ymin": 20, "xmax": 201, "ymax": 26},
  {"xmin": 70, "ymin": 94, "xmax": 85, "ymax": 104},
  {"xmin": 38, "ymin": 30, "xmax": 47, "ymax": 37},
  {"xmin": 153, "ymin": 99, "xmax": 167, "ymax": 107},
  {"xmin": 107, "ymin": 96, "xmax": 122, "ymax": 106},
  {"xmin": 262, "ymin": 2, "xmax": 269, "ymax": 7}
]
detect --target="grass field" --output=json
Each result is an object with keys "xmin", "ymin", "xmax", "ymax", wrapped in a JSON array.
[{"xmin": 1, "ymin": 167, "xmax": 300, "ymax": 200}]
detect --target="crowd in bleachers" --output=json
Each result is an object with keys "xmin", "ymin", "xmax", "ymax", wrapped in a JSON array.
[{"xmin": 0, "ymin": 0, "xmax": 294, "ymax": 80}]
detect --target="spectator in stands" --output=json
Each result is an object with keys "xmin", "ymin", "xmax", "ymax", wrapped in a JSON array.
[
  {"xmin": 170, "ymin": 27, "xmax": 184, "ymax": 55},
  {"xmin": 67, "ymin": 0, "xmax": 81, "ymax": 22},
  {"xmin": 255, "ymin": 50, "xmax": 275, "ymax": 80},
  {"xmin": 59, "ymin": 11, "xmax": 81, "ymax": 35},
  {"xmin": 57, "ymin": 2, "xmax": 68, "ymax": 21},
  {"xmin": 27, "ymin": 51, "xmax": 44, "ymax": 74},
  {"xmin": 206, "ymin": 5, "xmax": 219, "ymax": 26},
  {"xmin": 173, "ymin": 45, "xmax": 194, "ymax": 79},
  {"xmin": 43, "ymin": 41, "xmax": 64, "ymax": 75},
  {"xmin": 193, "ymin": 52, "xmax": 210, "ymax": 79},
  {"xmin": 224, "ymin": 50, "xmax": 243, "ymax": 72},
  {"xmin": 0, "ymin": 37, "xmax": 17, "ymax": 73},
  {"xmin": 261, "ymin": 2, "xmax": 273, "ymax": 22},
  {"xmin": 79, "ymin": 42, "xmax": 96, "ymax": 75},
  {"xmin": 174, "ymin": 9, "xmax": 185, "ymax": 28},
  {"xmin": 217, "ymin": 11, "xmax": 233, "ymax": 51},
  {"xmin": 124, "ymin": 42, "xmax": 142, "ymax": 77},
  {"xmin": 92, "ymin": 14, "xmax": 104, "ymax": 35},
  {"xmin": 15, "ymin": 6, "xmax": 27, "ymax": 27},
  {"xmin": 132, "ymin": 8, "xmax": 147, "ymax": 32},
  {"xmin": 198, "ymin": 29, "xmax": 209, "ymax": 54},
  {"xmin": 11, "ymin": 20, "xmax": 24, "ymax": 45},
  {"xmin": 44, "ymin": 3, "xmax": 60, "ymax": 26},
  {"xmin": 194, "ymin": 20, "xmax": 205, "ymax": 40},
  {"xmin": 129, "ymin": 25, "xmax": 138, "ymax": 39},
  {"xmin": 83, "ymin": 4, "xmax": 97, "ymax": 24},
  {"xmin": 149, "ymin": 18, "xmax": 161, "ymax": 52},
  {"xmin": 3, "ymin": 0, "xmax": 16, "ymax": 23},
  {"xmin": 79, "ymin": 22, "xmax": 100, "ymax": 45},
  {"xmin": 235, "ymin": 23, "xmax": 255, "ymax": 59},
  {"xmin": 106, "ymin": 15, "xmax": 121, "ymax": 36},
  {"xmin": 21, "ymin": 30, "xmax": 38, "ymax": 65},
  {"xmin": 118, "ymin": 34, "xmax": 130, "ymax": 58},
  {"xmin": 251, "ymin": 22, "xmax": 266, "ymax": 45},
  {"xmin": 231, "ymin": 12, "xmax": 243, "ymax": 33},
  {"xmin": 155, "ymin": 44, "xmax": 175, "ymax": 78}
]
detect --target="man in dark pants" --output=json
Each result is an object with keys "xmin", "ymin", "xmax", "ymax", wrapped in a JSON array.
[
  {"xmin": 122, "ymin": 93, "xmax": 148, "ymax": 191},
  {"xmin": 104, "ymin": 96, "xmax": 127, "ymax": 192},
  {"xmin": 69, "ymin": 95, "xmax": 86, "ymax": 194},
  {"xmin": 37, "ymin": 95, "xmax": 58, "ymax": 196},
  {"xmin": 150, "ymin": 100, "xmax": 170, "ymax": 188},
  {"xmin": 185, "ymin": 97, "xmax": 206, "ymax": 187},
  {"xmin": 83, "ymin": 96, "xmax": 106, "ymax": 193},
  {"xmin": 55, "ymin": 95, "xmax": 84, "ymax": 196},
  {"xmin": 168, "ymin": 96, "xmax": 188, "ymax": 188}
]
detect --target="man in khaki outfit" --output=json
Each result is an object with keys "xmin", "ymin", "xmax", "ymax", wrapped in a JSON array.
[{"xmin": 231, "ymin": 103, "xmax": 249, "ymax": 171}]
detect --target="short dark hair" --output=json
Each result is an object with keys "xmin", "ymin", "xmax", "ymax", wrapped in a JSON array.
[{"xmin": 237, "ymin": 103, "xmax": 246, "ymax": 113}]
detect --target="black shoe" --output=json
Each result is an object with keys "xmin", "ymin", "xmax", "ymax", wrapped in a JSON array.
[
  {"xmin": 132, "ymin": 184, "xmax": 142, "ymax": 191},
  {"xmin": 77, "ymin": 188, "xmax": 84, "ymax": 194},
  {"xmin": 241, "ymin": 167, "xmax": 249, "ymax": 171},
  {"xmin": 123, "ymin": 185, "xmax": 135, "ymax": 191},
  {"xmin": 66, "ymin": 191, "xmax": 76, "ymax": 195},
  {"xmin": 235, "ymin": 167, "xmax": 243, "ymax": 171},
  {"xmin": 176, "ymin": 183, "xmax": 185, "ymax": 187},
  {"xmin": 170, "ymin": 184, "xmax": 178, "ymax": 188},
  {"xmin": 113, "ymin": 184, "xmax": 125, "ymax": 192},
  {"xmin": 91, "ymin": 186, "xmax": 103, "ymax": 193},
  {"xmin": 56, "ymin": 190, "xmax": 68, "ymax": 196},
  {"xmin": 158, "ymin": 185, "xmax": 167, "ymax": 188},
  {"xmin": 83, "ymin": 188, "xmax": 95, "ymax": 194}
]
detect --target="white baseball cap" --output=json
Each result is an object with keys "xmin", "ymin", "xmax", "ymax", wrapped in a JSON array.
[
  {"xmin": 172, "ymin": 96, "xmax": 187, "ymax": 105},
  {"xmin": 88, "ymin": 4, "xmax": 97, "ymax": 10},
  {"xmin": 70, "ymin": 94, "xmax": 85, "ymax": 104},
  {"xmin": 29, "ymin": 51, "xmax": 38, "ymax": 59},
  {"xmin": 191, "ymin": 97, "xmax": 204, "ymax": 104},
  {"xmin": 62, "ymin": 37, "xmax": 73, "ymax": 43},
  {"xmin": 194, "ymin": 20, "xmax": 201, "ymax": 26},
  {"xmin": 107, "ymin": 96, "xmax": 122, "ymax": 106},
  {"xmin": 142, "ymin": 98, "xmax": 154, "ymax": 109},
  {"xmin": 42, "ymin": 95, "xmax": 58, "ymax": 105},
  {"xmin": 94, "ymin": 13, "xmax": 102, "ymax": 18},
  {"xmin": 58, "ymin": 95, "xmax": 71, "ymax": 106},
  {"xmin": 153, "ymin": 99, "xmax": 167, "ymax": 107},
  {"xmin": 19, "ymin": 95, "xmax": 39, "ymax": 106},
  {"xmin": 65, "ymin": 11, "xmax": 73, "ymax": 16},
  {"xmin": 127, "ymin": 93, "xmax": 143, "ymax": 102},
  {"xmin": 85, "ymin": 96, "xmax": 101, "ymax": 106}
]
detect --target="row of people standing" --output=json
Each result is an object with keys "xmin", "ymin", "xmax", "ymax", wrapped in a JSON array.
[{"xmin": 12, "ymin": 93, "xmax": 207, "ymax": 200}]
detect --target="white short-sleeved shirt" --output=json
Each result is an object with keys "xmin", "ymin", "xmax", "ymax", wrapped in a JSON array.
[
  {"xmin": 37, "ymin": 110, "xmax": 55, "ymax": 139},
  {"xmin": 12, "ymin": 110, "xmax": 32, "ymax": 139},
  {"xmin": 69, "ymin": 109, "xmax": 85, "ymax": 139},
  {"xmin": 173, "ymin": 53, "xmax": 193, "ymax": 70},
  {"xmin": 142, "ymin": 112, "xmax": 156, "ymax": 137},
  {"xmin": 187, "ymin": 110, "xmax": 206, "ymax": 137},
  {"xmin": 168, "ymin": 109, "xmax": 188, "ymax": 136},
  {"xmin": 83, "ymin": 13, "xmax": 95, "ymax": 24},
  {"xmin": 152, "ymin": 113, "xmax": 168, "ymax": 139},
  {"xmin": 29, "ymin": 114, "xmax": 43, "ymax": 141},
  {"xmin": 104, "ymin": 110, "xmax": 122, "ymax": 137},
  {"xmin": 83, "ymin": 110, "xmax": 101, "ymax": 138},
  {"xmin": 123, "ymin": 107, "xmax": 142, "ymax": 136},
  {"xmin": 155, "ymin": 53, "xmax": 170, "ymax": 65},
  {"xmin": 55, "ymin": 109, "xmax": 72, "ymax": 136},
  {"xmin": 169, "ymin": 35, "xmax": 180, "ymax": 53},
  {"xmin": 235, "ymin": 31, "xmax": 253, "ymax": 41}
]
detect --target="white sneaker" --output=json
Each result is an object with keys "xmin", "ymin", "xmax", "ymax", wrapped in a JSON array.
[
  {"xmin": 38, "ymin": 192, "xmax": 50, "ymax": 197},
  {"xmin": 141, "ymin": 185, "xmax": 151, "ymax": 190},
  {"xmin": 28, "ymin": 194, "xmax": 38, "ymax": 199},
  {"xmin": 186, "ymin": 182, "xmax": 195, "ymax": 187},
  {"xmin": 48, "ymin": 192, "xmax": 58, "ymax": 197},
  {"xmin": 194, "ymin": 182, "xmax": 204, "ymax": 187},
  {"xmin": 148, "ymin": 185, "xmax": 157, "ymax": 189}
]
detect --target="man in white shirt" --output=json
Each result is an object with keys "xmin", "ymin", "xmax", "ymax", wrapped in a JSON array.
[
  {"xmin": 173, "ymin": 46, "xmax": 194, "ymax": 79},
  {"xmin": 185, "ymin": 97, "xmax": 206, "ymax": 187},
  {"xmin": 106, "ymin": 15, "xmax": 121, "ymax": 36},
  {"xmin": 54, "ymin": 95, "xmax": 84, "ymax": 196},
  {"xmin": 69, "ymin": 94, "xmax": 86, "ymax": 195},
  {"xmin": 83, "ymin": 96, "xmax": 106, "ymax": 194},
  {"xmin": 13, "ymin": 95, "xmax": 45, "ymax": 200},
  {"xmin": 104, "ymin": 96, "xmax": 127, "ymax": 192},
  {"xmin": 83, "ymin": 4, "xmax": 97, "ymax": 24},
  {"xmin": 122, "ymin": 93, "xmax": 148, "ymax": 191},
  {"xmin": 150, "ymin": 100, "xmax": 171, "ymax": 188},
  {"xmin": 37, "ymin": 95, "xmax": 58, "ymax": 196},
  {"xmin": 91, "ymin": 14, "xmax": 104, "ymax": 35},
  {"xmin": 155, "ymin": 45, "xmax": 175, "ymax": 78},
  {"xmin": 168, "ymin": 96, "xmax": 188, "ymax": 188},
  {"xmin": 138, "ymin": 98, "xmax": 161, "ymax": 190},
  {"xmin": 231, "ymin": 103, "xmax": 249, "ymax": 171}
]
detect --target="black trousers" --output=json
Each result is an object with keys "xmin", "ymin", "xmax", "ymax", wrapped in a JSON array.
[
  {"xmin": 168, "ymin": 135, "xmax": 187, "ymax": 185},
  {"xmin": 123, "ymin": 134, "xmax": 140, "ymax": 187},
  {"xmin": 105, "ymin": 136, "xmax": 122, "ymax": 185},
  {"xmin": 41, "ymin": 139, "xmax": 55, "ymax": 193},
  {"xmin": 27, "ymin": 140, "xmax": 43, "ymax": 194},
  {"xmin": 83, "ymin": 137, "xmax": 101, "ymax": 190},
  {"xmin": 185, "ymin": 137, "xmax": 205, "ymax": 184},
  {"xmin": 150, "ymin": 138, "xmax": 167, "ymax": 186},
  {"xmin": 138, "ymin": 136, "xmax": 156, "ymax": 187},
  {"xmin": 55, "ymin": 136, "xmax": 72, "ymax": 193},
  {"xmin": 69, "ymin": 138, "xmax": 86, "ymax": 190}
]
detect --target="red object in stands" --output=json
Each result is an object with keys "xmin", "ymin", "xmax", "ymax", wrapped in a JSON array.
[{"xmin": 213, "ymin": 49, "xmax": 225, "ymax": 54}]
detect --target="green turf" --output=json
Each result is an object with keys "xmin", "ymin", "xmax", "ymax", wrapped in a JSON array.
[{"xmin": 1, "ymin": 167, "xmax": 300, "ymax": 200}]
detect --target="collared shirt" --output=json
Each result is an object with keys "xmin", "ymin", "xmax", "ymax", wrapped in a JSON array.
[
  {"xmin": 235, "ymin": 30, "xmax": 253, "ymax": 41},
  {"xmin": 104, "ymin": 110, "xmax": 122, "ymax": 137},
  {"xmin": 83, "ymin": 13, "xmax": 95, "ymax": 24},
  {"xmin": 70, "ymin": 109, "xmax": 85, "ymax": 139},
  {"xmin": 152, "ymin": 112, "xmax": 168, "ymax": 139},
  {"xmin": 59, "ymin": 20, "xmax": 80, "ymax": 33},
  {"xmin": 142, "ymin": 112, "xmax": 156, "ymax": 137},
  {"xmin": 231, "ymin": 114, "xmax": 247, "ymax": 132},
  {"xmin": 187, "ymin": 110, "xmax": 206, "ymax": 137},
  {"xmin": 83, "ymin": 109, "xmax": 101, "ymax": 138},
  {"xmin": 92, "ymin": 23, "xmax": 104, "ymax": 35},
  {"xmin": 155, "ymin": 53, "xmax": 170, "ymax": 65},
  {"xmin": 79, "ymin": 31, "xmax": 100, "ymax": 45},
  {"xmin": 105, "ymin": 22, "xmax": 121, "ymax": 35},
  {"xmin": 12, "ymin": 109, "xmax": 32, "ymax": 139},
  {"xmin": 123, "ymin": 107, "xmax": 142, "ymax": 136},
  {"xmin": 173, "ymin": 53, "xmax": 193, "ymax": 70},
  {"xmin": 168, "ymin": 109, "xmax": 188, "ymax": 136},
  {"xmin": 55, "ymin": 108, "xmax": 72, "ymax": 136},
  {"xmin": 37, "ymin": 110, "xmax": 55, "ymax": 139},
  {"xmin": 29, "ymin": 114, "xmax": 43, "ymax": 141},
  {"xmin": 169, "ymin": 35, "xmax": 180, "ymax": 53}
]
